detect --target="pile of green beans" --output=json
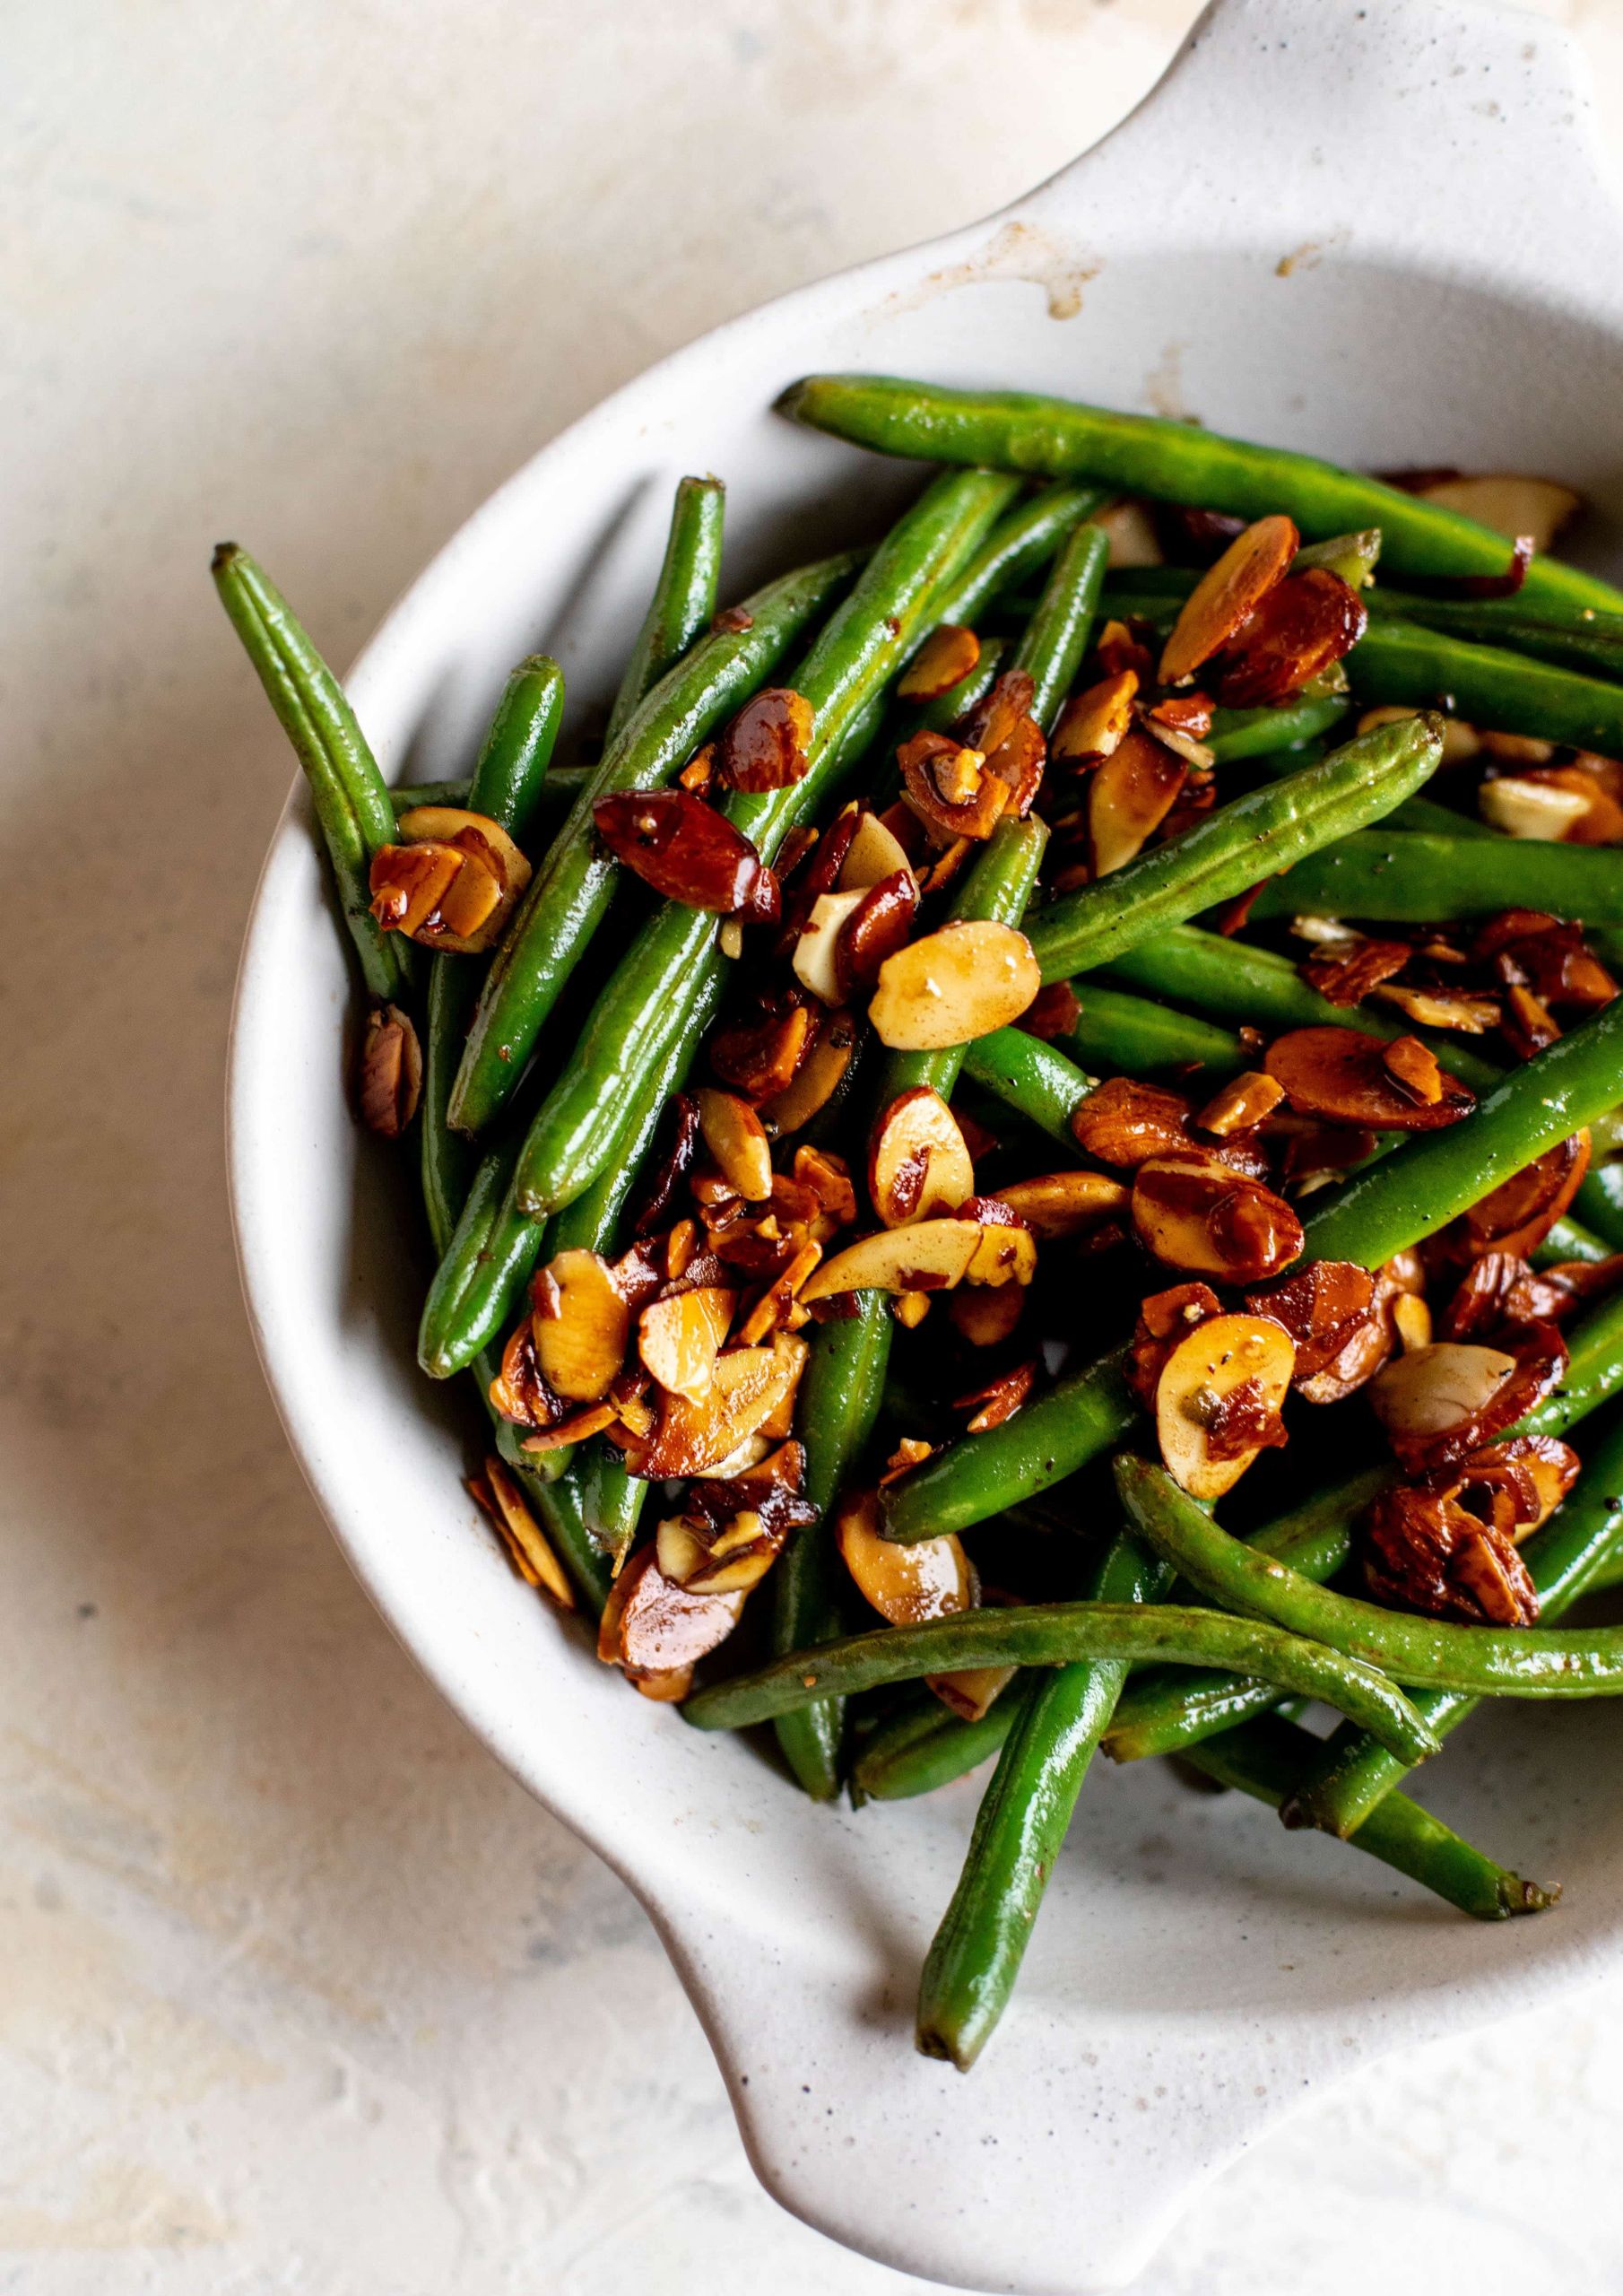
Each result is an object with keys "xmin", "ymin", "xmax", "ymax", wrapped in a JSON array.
[{"xmin": 223, "ymin": 367, "xmax": 1623, "ymax": 2083}]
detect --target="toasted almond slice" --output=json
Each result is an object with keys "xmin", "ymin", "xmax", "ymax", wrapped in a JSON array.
[
  {"xmin": 897, "ymin": 622, "xmax": 981, "ymax": 702},
  {"xmin": 1159, "ymin": 515, "xmax": 1299, "ymax": 685},
  {"xmin": 1370, "ymin": 1343, "xmax": 1518, "ymax": 1448},
  {"xmin": 926, "ymin": 1661, "xmax": 1017, "ymax": 1724},
  {"xmin": 869, "ymin": 1087, "xmax": 976, "ymax": 1228},
  {"xmin": 964, "ymin": 1216, "xmax": 1038, "ymax": 1286},
  {"xmin": 1196, "ymin": 1071, "xmax": 1285, "ymax": 1137},
  {"xmin": 467, "ymin": 1457, "xmax": 575, "ymax": 1608},
  {"xmin": 1132, "ymin": 1158, "xmax": 1303, "ymax": 1283},
  {"xmin": 949, "ymin": 1283, "xmax": 1027, "ymax": 1347},
  {"xmin": 1094, "ymin": 500, "xmax": 1164, "ymax": 569},
  {"xmin": 1393, "ymin": 1292, "xmax": 1433, "ymax": 1352},
  {"xmin": 391, "ymin": 806, "xmax": 533, "ymax": 952},
  {"xmin": 1264, "ymin": 1026, "xmax": 1475, "ymax": 1132},
  {"xmin": 696, "ymin": 1087, "xmax": 773, "ymax": 1202},
  {"xmin": 598, "ymin": 1544, "xmax": 744, "ymax": 1683},
  {"xmin": 368, "ymin": 840, "xmax": 462, "ymax": 937},
  {"xmin": 624, "ymin": 1333, "xmax": 807, "ymax": 1480},
  {"xmin": 1087, "ymin": 726, "xmax": 1186, "ymax": 875},
  {"xmin": 1370, "ymin": 983, "xmax": 1500, "ymax": 1033},
  {"xmin": 793, "ymin": 890, "xmax": 866, "ymax": 1004},
  {"xmin": 531, "ymin": 1248, "xmax": 630, "ymax": 1402},
  {"xmin": 1155, "ymin": 1312, "xmax": 1296, "ymax": 1500},
  {"xmin": 520, "ymin": 1400, "xmax": 620, "ymax": 1452},
  {"xmin": 991, "ymin": 1171, "xmax": 1129, "ymax": 1239},
  {"xmin": 799, "ymin": 1220, "xmax": 982, "ymax": 1300},
  {"xmin": 655, "ymin": 1515, "xmax": 707, "ymax": 1586},
  {"xmin": 1413, "ymin": 473, "xmax": 1579, "ymax": 552},
  {"xmin": 840, "ymin": 810, "xmax": 917, "ymax": 892},
  {"xmin": 357, "ymin": 1003, "xmax": 423, "ymax": 1137},
  {"xmin": 1052, "ymin": 670, "xmax": 1139, "ymax": 765},
  {"xmin": 1480, "ymin": 731, "xmax": 1558, "ymax": 768},
  {"xmin": 1480, "ymin": 776, "xmax": 1593, "ymax": 841},
  {"xmin": 868, "ymin": 920, "xmax": 1040, "ymax": 1050},
  {"xmin": 638, "ymin": 1284, "xmax": 735, "ymax": 1403},
  {"xmin": 835, "ymin": 1488, "xmax": 977, "ymax": 1626},
  {"xmin": 759, "ymin": 1010, "xmax": 856, "ymax": 1138}
]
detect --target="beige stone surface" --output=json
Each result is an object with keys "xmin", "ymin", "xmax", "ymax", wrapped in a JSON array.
[{"xmin": 5, "ymin": 3, "xmax": 1623, "ymax": 2290}]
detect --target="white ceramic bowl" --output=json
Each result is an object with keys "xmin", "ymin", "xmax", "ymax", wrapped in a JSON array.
[{"xmin": 230, "ymin": 4, "xmax": 1623, "ymax": 2288}]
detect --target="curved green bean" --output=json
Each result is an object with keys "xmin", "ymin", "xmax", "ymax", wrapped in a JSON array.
[
  {"xmin": 450, "ymin": 548, "xmax": 860, "ymax": 1136},
  {"xmin": 1207, "ymin": 695, "xmax": 1350, "ymax": 762},
  {"xmin": 927, "ymin": 483, "xmax": 1109, "ymax": 631},
  {"xmin": 1115, "ymin": 1450, "xmax": 1623, "ymax": 1699},
  {"xmin": 959, "ymin": 1028, "xmax": 1097, "ymax": 1147},
  {"xmin": 1063, "ymin": 984, "xmax": 1244, "ymax": 1081},
  {"xmin": 851, "ymin": 1694, "xmax": 1016, "ymax": 1803},
  {"xmin": 213, "ymin": 543, "xmax": 407, "ymax": 1002},
  {"xmin": 1346, "ymin": 618, "xmax": 1623, "ymax": 754},
  {"xmin": 684, "ymin": 1602, "xmax": 1436, "ymax": 1762},
  {"xmin": 1250, "ymin": 829, "xmax": 1623, "ymax": 931},
  {"xmin": 1367, "ymin": 585, "xmax": 1623, "ymax": 683},
  {"xmin": 777, "ymin": 373, "xmax": 1623, "ymax": 611},
  {"xmin": 511, "ymin": 468, "xmax": 1021, "ymax": 1215},
  {"xmin": 603, "ymin": 475, "xmax": 726, "ymax": 748},
  {"xmin": 1024, "ymin": 716, "xmax": 1444, "ymax": 983}
]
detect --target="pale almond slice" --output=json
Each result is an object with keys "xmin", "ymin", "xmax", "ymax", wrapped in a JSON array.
[
  {"xmin": 1159, "ymin": 515, "xmax": 1299, "ymax": 685},
  {"xmin": 531, "ymin": 1248, "xmax": 630, "ymax": 1402},
  {"xmin": 965, "ymin": 1219, "xmax": 1038, "ymax": 1286},
  {"xmin": 897, "ymin": 622, "xmax": 981, "ymax": 702},
  {"xmin": 1369, "ymin": 1343, "xmax": 1518, "ymax": 1449},
  {"xmin": 623, "ymin": 1333, "xmax": 808, "ymax": 1480},
  {"xmin": 869, "ymin": 1087, "xmax": 976, "ymax": 1227},
  {"xmin": 949, "ymin": 1284, "xmax": 1027, "ymax": 1347},
  {"xmin": 655, "ymin": 1510, "xmax": 787, "ymax": 1596},
  {"xmin": 1051, "ymin": 670, "xmax": 1138, "ymax": 765},
  {"xmin": 1094, "ymin": 500, "xmax": 1164, "ymax": 569},
  {"xmin": 696, "ymin": 1087, "xmax": 773, "ymax": 1202},
  {"xmin": 1393, "ymin": 1292, "xmax": 1433, "ymax": 1353},
  {"xmin": 1196, "ymin": 1072, "xmax": 1285, "ymax": 1137},
  {"xmin": 799, "ymin": 1220, "xmax": 982, "ymax": 1300},
  {"xmin": 793, "ymin": 890, "xmax": 866, "ymax": 1004},
  {"xmin": 1414, "ymin": 473, "xmax": 1580, "ymax": 553},
  {"xmin": 1358, "ymin": 703, "xmax": 1483, "ymax": 766},
  {"xmin": 868, "ymin": 919, "xmax": 1040, "ymax": 1050},
  {"xmin": 991, "ymin": 1171, "xmax": 1128, "ymax": 1239},
  {"xmin": 1155, "ymin": 1311, "xmax": 1295, "ymax": 1500},
  {"xmin": 1480, "ymin": 731, "xmax": 1558, "ymax": 767},
  {"xmin": 467, "ymin": 1457, "xmax": 575, "ymax": 1609},
  {"xmin": 835, "ymin": 1487, "xmax": 977, "ymax": 1626},
  {"xmin": 1480, "ymin": 776, "xmax": 1592, "ymax": 840},
  {"xmin": 638, "ymin": 1284, "xmax": 736, "ymax": 1403},
  {"xmin": 597, "ymin": 1544, "xmax": 744, "ymax": 1687},
  {"xmin": 840, "ymin": 809, "xmax": 917, "ymax": 892},
  {"xmin": 758, "ymin": 1010, "xmax": 857, "ymax": 1138},
  {"xmin": 1087, "ymin": 726, "xmax": 1186, "ymax": 875},
  {"xmin": 1371, "ymin": 983, "xmax": 1500, "ymax": 1032},
  {"xmin": 926, "ymin": 1663, "xmax": 1017, "ymax": 1724}
]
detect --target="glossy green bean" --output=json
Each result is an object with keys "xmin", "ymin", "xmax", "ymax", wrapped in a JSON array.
[
  {"xmin": 851, "ymin": 1694, "xmax": 1016, "ymax": 1802},
  {"xmin": 603, "ymin": 475, "xmax": 726, "ymax": 748},
  {"xmin": 1575, "ymin": 1162, "xmax": 1623, "ymax": 1251},
  {"xmin": 1115, "ymin": 1450, "xmax": 1623, "ymax": 1699},
  {"xmin": 916, "ymin": 1535, "xmax": 1167, "ymax": 2070},
  {"xmin": 926, "ymin": 483, "xmax": 1109, "ymax": 630},
  {"xmin": 511, "ymin": 469, "xmax": 1021, "ymax": 1216},
  {"xmin": 1250, "ymin": 829, "xmax": 1623, "ymax": 931},
  {"xmin": 1284, "ymin": 1405, "xmax": 1623, "ymax": 1838},
  {"xmin": 421, "ymin": 657, "xmax": 566, "ymax": 1256},
  {"xmin": 1207, "ymin": 696, "xmax": 1351, "ymax": 761},
  {"xmin": 450, "ymin": 549, "xmax": 860, "ymax": 1136},
  {"xmin": 1063, "ymin": 984, "xmax": 1243, "ymax": 1081},
  {"xmin": 392, "ymin": 767, "xmax": 587, "ymax": 816},
  {"xmin": 684, "ymin": 1603, "xmax": 1436, "ymax": 1761},
  {"xmin": 777, "ymin": 373, "xmax": 1623, "ymax": 610},
  {"xmin": 1023, "ymin": 716, "xmax": 1444, "ymax": 984},
  {"xmin": 777, "ymin": 1297, "xmax": 892, "ymax": 1799},
  {"xmin": 959, "ymin": 1029, "xmax": 1096, "ymax": 1147},
  {"xmin": 1366, "ymin": 586, "xmax": 1623, "ymax": 683},
  {"xmin": 1010, "ymin": 520, "xmax": 1108, "ymax": 733},
  {"xmin": 213, "ymin": 543, "xmax": 407, "ymax": 1002},
  {"xmin": 1346, "ymin": 618, "xmax": 1623, "ymax": 752},
  {"xmin": 1180, "ymin": 1714, "xmax": 1556, "ymax": 1920}
]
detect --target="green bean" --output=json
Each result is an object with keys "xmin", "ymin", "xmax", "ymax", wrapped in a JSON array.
[
  {"xmin": 1346, "ymin": 618, "xmax": 1623, "ymax": 752},
  {"xmin": 392, "ymin": 767, "xmax": 588, "ymax": 818},
  {"xmin": 1114, "ymin": 1450, "xmax": 1623, "ymax": 1700},
  {"xmin": 511, "ymin": 469, "xmax": 1021, "ymax": 1216},
  {"xmin": 1302, "ymin": 995, "xmax": 1623, "ymax": 1270},
  {"xmin": 1179, "ymin": 1714, "xmax": 1557, "ymax": 1921},
  {"xmin": 419, "ymin": 965, "xmax": 720, "ymax": 1378},
  {"xmin": 450, "ymin": 549, "xmax": 861, "ymax": 1137},
  {"xmin": 1382, "ymin": 793, "xmax": 1497, "ymax": 839},
  {"xmin": 1207, "ymin": 696, "xmax": 1351, "ymax": 761},
  {"xmin": 777, "ymin": 373, "xmax": 1623, "ymax": 611},
  {"xmin": 574, "ymin": 1435, "xmax": 647, "ymax": 1575},
  {"xmin": 926, "ymin": 483, "xmax": 1109, "ymax": 631},
  {"xmin": 523, "ymin": 1458, "xmax": 614, "ymax": 1616},
  {"xmin": 1010, "ymin": 520, "xmax": 1108, "ymax": 733},
  {"xmin": 421, "ymin": 657, "xmax": 566, "ymax": 1257},
  {"xmin": 1063, "ymin": 984, "xmax": 1244, "ymax": 1082},
  {"xmin": 603, "ymin": 475, "xmax": 726, "ymax": 748},
  {"xmin": 1575, "ymin": 1162, "xmax": 1623, "ymax": 1252},
  {"xmin": 213, "ymin": 543, "xmax": 407, "ymax": 1002},
  {"xmin": 1366, "ymin": 586, "xmax": 1623, "ymax": 683},
  {"xmin": 1250, "ymin": 829, "xmax": 1623, "ymax": 932},
  {"xmin": 916, "ymin": 1535, "xmax": 1167, "ymax": 2070},
  {"xmin": 1283, "ymin": 1405, "xmax": 1623, "ymax": 1838},
  {"xmin": 1023, "ymin": 716, "xmax": 1444, "ymax": 983},
  {"xmin": 777, "ymin": 1298, "xmax": 891, "ymax": 1800},
  {"xmin": 851, "ymin": 1694, "xmax": 1016, "ymax": 1803},
  {"xmin": 959, "ymin": 1029, "xmax": 1097, "ymax": 1147}
]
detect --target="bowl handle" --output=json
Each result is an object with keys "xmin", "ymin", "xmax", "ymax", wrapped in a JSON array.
[{"xmin": 1013, "ymin": 0, "xmax": 1623, "ymax": 300}]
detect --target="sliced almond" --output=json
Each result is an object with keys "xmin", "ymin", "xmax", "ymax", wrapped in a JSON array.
[
  {"xmin": 622, "ymin": 1333, "xmax": 807, "ymax": 1480},
  {"xmin": 1155, "ymin": 1311, "xmax": 1296, "ymax": 1500},
  {"xmin": 696, "ymin": 1087, "xmax": 773, "ymax": 1202},
  {"xmin": 1196, "ymin": 1071, "xmax": 1285, "ymax": 1137},
  {"xmin": 1159, "ymin": 515, "xmax": 1299, "ymax": 686},
  {"xmin": 868, "ymin": 919, "xmax": 1040, "ymax": 1051},
  {"xmin": 868, "ymin": 1087, "xmax": 976, "ymax": 1228},
  {"xmin": 949, "ymin": 1284, "xmax": 1027, "ymax": 1347},
  {"xmin": 898, "ymin": 622, "xmax": 981, "ymax": 702},
  {"xmin": 1131, "ymin": 1158, "xmax": 1304, "ymax": 1283},
  {"xmin": 1087, "ymin": 726, "xmax": 1187, "ymax": 876},
  {"xmin": 793, "ymin": 891, "xmax": 866, "ymax": 1004},
  {"xmin": 758, "ymin": 1010, "xmax": 856, "ymax": 1138},
  {"xmin": 990, "ymin": 1170, "xmax": 1129, "ymax": 1239},
  {"xmin": 530, "ymin": 1249, "xmax": 630, "ymax": 1402},
  {"xmin": 1414, "ymin": 473, "xmax": 1579, "ymax": 553},
  {"xmin": 1393, "ymin": 1292, "xmax": 1433, "ymax": 1352},
  {"xmin": 1052, "ymin": 670, "xmax": 1138, "ymax": 765},
  {"xmin": 467, "ymin": 1457, "xmax": 575, "ymax": 1608},
  {"xmin": 1370, "ymin": 1343, "xmax": 1518, "ymax": 1449},
  {"xmin": 1480, "ymin": 776, "xmax": 1593, "ymax": 841},
  {"xmin": 597, "ymin": 1544, "xmax": 744, "ymax": 1691},
  {"xmin": 1094, "ymin": 499, "xmax": 1165, "ymax": 568},
  {"xmin": 1264, "ymin": 1026, "xmax": 1475, "ymax": 1132},
  {"xmin": 357, "ymin": 1003, "xmax": 423, "ymax": 1137},
  {"xmin": 835, "ymin": 1487, "xmax": 976, "ymax": 1626},
  {"xmin": 925, "ymin": 1664, "xmax": 1017, "ymax": 1725},
  {"xmin": 798, "ymin": 1221, "xmax": 982, "ymax": 1300},
  {"xmin": 1480, "ymin": 732, "xmax": 1558, "ymax": 767},
  {"xmin": 638, "ymin": 1284, "xmax": 736, "ymax": 1403},
  {"xmin": 386, "ymin": 806, "xmax": 533, "ymax": 952},
  {"xmin": 1371, "ymin": 983, "xmax": 1500, "ymax": 1033},
  {"xmin": 840, "ymin": 810, "xmax": 917, "ymax": 892},
  {"xmin": 964, "ymin": 1210, "xmax": 1039, "ymax": 1286}
]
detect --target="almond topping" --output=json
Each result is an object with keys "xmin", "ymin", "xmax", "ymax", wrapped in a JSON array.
[
  {"xmin": 597, "ymin": 1544, "xmax": 744, "ymax": 1696},
  {"xmin": 357, "ymin": 1004, "xmax": 422, "ymax": 1137},
  {"xmin": 527, "ymin": 1248, "xmax": 630, "ymax": 1403},
  {"xmin": 869, "ymin": 1087, "xmax": 976, "ymax": 1228},
  {"xmin": 868, "ymin": 920, "xmax": 1040, "ymax": 1050},
  {"xmin": 838, "ymin": 809, "xmax": 917, "ymax": 892},
  {"xmin": 620, "ymin": 1332, "xmax": 808, "ymax": 1481},
  {"xmin": 799, "ymin": 1215, "xmax": 1036, "ymax": 1301},
  {"xmin": 1087, "ymin": 726, "xmax": 1187, "ymax": 876},
  {"xmin": 1195, "ymin": 1071, "xmax": 1285, "ymax": 1137},
  {"xmin": 370, "ymin": 807, "xmax": 533, "ymax": 952},
  {"xmin": 716, "ymin": 687, "xmax": 814, "ymax": 792},
  {"xmin": 758, "ymin": 1010, "xmax": 857, "ymax": 1138},
  {"xmin": 835, "ymin": 1488, "xmax": 977, "ymax": 1626},
  {"xmin": 638, "ymin": 1284, "xmax": 736, "ymax": 1403},
  {"xmin": 1154, "ymin": 1312, "xmax": 1295, "ymax": 1500},
  {"xmin": 695, "ymin": 1087, "xmax": 773, "ymax": 1203},
  {"xmin": 898, "ymin": 622, "xmax": 982, "ymax": 702},
  {"xmin": 1132, "ymin": 1158, "xmax": 1304, "ymax": 1283},
  {"xmin": 1264, "ymin": 1026, "xmax": 1475, "ymax": 1132},
  {"xmin": 1052, "ymin": 670, "xmax": 1139, "ymax": 765},
  {"xmin": 467, "ymin": 1457, "xmax": 575, "ymax": 1608},
  {"xmin": 989, "ymin": 1170, "xmax": 1130, "ymax": 1238},
  {"xmin": 1159, "ymin": 514, "xmax": 1300, "ymax": 685}
]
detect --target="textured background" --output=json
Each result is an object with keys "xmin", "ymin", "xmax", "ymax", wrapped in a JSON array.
[{"xmin": 7, "ymin": 2, "xmax": 1623, "ymax": 2291}]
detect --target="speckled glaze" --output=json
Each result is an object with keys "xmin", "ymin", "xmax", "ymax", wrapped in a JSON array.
[{"xmin": 229, "ymin": 4, "xmax": 1623, "ymax": 2289}]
